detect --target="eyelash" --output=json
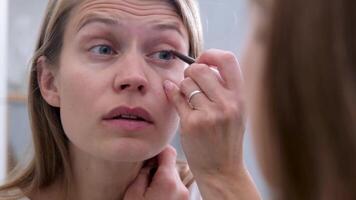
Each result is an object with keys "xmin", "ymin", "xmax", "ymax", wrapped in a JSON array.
[
  {"xmin": 148, "ymin": 50, "xmax": 176, "ymax": 62},
  {"xmin": 89, "ymin": 44, "xmax": 117, "ymax": 56}
]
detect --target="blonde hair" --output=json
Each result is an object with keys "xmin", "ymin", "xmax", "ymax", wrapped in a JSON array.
[{"xmin": 0, "ymin": 0, "xmax": 203, "ymax": 198}]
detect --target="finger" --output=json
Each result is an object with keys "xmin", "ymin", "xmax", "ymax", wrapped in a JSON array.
[
  {"xmin": 157, "ymin": 145, "xmax": 177, "ymax": 169},
  {"xmin": 184, "ymin": 63, "xmax": 227, "ymax": 102},
  {"xmin": 148, "ymin": 146, "xmax": 188, "ymax": 200},
  {"xmin": 154, "ymin": 146, "xmax": 182, "ymax": 187},
  {"xmin": 180, "ymin": 77, "xmax": 212, "ymax": 110},
  {"xmin": 196, "ymin": 49, "xmax": 243, "ymax": 89},
  {"xmin": 125, "ymin": 167, "xmax": 150, "ymax": 196},
  {"xmin": 163, "ymin": 80, "xmax": 191, "ymax": 117}
]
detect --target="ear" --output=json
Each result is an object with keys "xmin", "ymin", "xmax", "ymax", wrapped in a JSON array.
[{"xmin": 37, "ymin": 56, "xmax": 60, "ymax": 107}]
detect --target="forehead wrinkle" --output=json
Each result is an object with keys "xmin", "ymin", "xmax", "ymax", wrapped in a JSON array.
[
  {"xmin": 75, "ymin": 9, "xmax": 181, "ymax": 33},
  {"xmin": 78, "ymin": 1, "xmax": 179, "ymax": 18},
  {"xmin": 76, "ymin": 12, "xmax": 121, "ymax": 32},
  {"xmin": 83, "ymin": 0, "xmax": 176, "ymax": 10},
  {"xmin": 87, "ymin": 6, "xmax": 178, "ymax": 17},
  {"xmin": 71, "ymin": 1, "xmax": 189, "ymax": 48},
  {"xmin": 76, "ymin": 13, "xmax": 188, "ymax": 41},
  {"xmin": 121, "ymin": 0, "xmax": 173, "ymax": 7},
  {"xmin": 76, "ymin": 12, "xmax": 185, "ymax": 35}
]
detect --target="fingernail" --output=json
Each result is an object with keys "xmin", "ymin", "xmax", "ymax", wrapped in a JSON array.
[{"xmin": 163, "ymin": 80, "xmax": 174, "ymax": 91}]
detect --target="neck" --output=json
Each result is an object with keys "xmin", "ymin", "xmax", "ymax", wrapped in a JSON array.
[
  {"xmin": 69, "ymin": 144, "xmax": 144, "ymax": 200},
  {"xmin": 32, "ymin": 144, "xmax": 144, "ymax": 200}
]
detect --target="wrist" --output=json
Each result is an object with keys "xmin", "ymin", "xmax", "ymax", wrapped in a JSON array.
[{"xmin": 194, "ymin": 168, "xmax": 261, "ymax": 200}]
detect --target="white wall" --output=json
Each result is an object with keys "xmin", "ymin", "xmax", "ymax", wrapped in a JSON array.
[{"xmin": 0, "ymin": 0, "xmax": 9, "ymax": 183}]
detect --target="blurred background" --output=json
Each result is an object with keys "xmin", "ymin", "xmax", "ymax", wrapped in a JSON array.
[{"xmin": 0, "ymin": 0, "xmax": 269, "ymax": 198}]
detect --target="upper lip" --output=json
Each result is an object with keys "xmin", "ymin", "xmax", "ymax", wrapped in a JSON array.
[{"xmin": 103, "ymin": 106, "xmax": 154, "ymax": 124}]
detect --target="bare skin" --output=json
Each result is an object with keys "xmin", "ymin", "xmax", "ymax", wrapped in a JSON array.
[{"xmin": 164, "ymin": 49, "xmax": 261, "ymax": 200}]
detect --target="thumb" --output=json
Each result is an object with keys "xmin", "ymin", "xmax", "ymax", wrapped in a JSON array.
[{"xmin": 163, "ymin": 80, "xmax": 190, "ymax": 118}]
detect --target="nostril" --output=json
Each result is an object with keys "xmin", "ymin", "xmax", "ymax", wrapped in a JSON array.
[
  {"xmin": 121, "ymin": 84, "xmax": 129, "ymax": 90},
  {"xmin": 119, "ymin": 84, "xmax": 145, "ymax": 91},
  {"xmin": 138, "ymin": 85, "xmax": 144, "ymax": 91}
]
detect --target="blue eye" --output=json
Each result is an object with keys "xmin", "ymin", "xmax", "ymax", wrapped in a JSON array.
[
  {"xmin": 90, "ymin": 45, "xmax": 115, "ymax": 55},
  {"xmin": 150, "ymin": 50, "xmax": 175, "ymax": 61}
]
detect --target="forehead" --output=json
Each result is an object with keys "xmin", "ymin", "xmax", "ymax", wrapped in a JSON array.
[
  {"xmin": 72, "ymin": 0, "xmax": 182, "ymax": 25},
  {"xmin": 65, "ymin": 0, "xmax": 189, "ymax": 41}
]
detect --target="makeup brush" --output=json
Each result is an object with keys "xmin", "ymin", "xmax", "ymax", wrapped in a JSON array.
[
  {"xmin": 170, "ymin": 50, "xmax": 195, "ymax": 65},
  {"xmin": 170, "ymin": 50, "xmax": 222, "ymax": 78}
]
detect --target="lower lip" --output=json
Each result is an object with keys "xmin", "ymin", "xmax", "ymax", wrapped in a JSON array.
[{"xmin": 102, "ymin": 119, "xmax": 153, "ymax": 132}]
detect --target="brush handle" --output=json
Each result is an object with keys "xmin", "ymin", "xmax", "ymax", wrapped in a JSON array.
[{"xmin": 170, "ymin": 50, "xmax": 195, "ymax": 65}]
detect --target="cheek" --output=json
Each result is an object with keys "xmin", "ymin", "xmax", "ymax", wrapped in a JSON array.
[
  {"xmin": 150, "ymin": 64, "xmax": 183, "ymax": 127},
  {"xmin": 161, "ymin": 105, "xmax": 179, "ymax": 131},
  {"xmin": 153, "ymin": 83, "xmax": 180, "ymax": 137},
  {"xmin": 58, "ymin": 47, "xmax": 93, "ymax": 105},
  {"xmin": 156, "ymin": 63, "xmax": 185, "ymax": 84},
  {"xmin": 57, "ymin": 45, "xmax": 110, "ymax": 111},
  {"xmin": 151, "ymin": 69, "xmax": 182, "ymax": 140},
  {"xmin": 56, "ymin": 59, "xmax": 108, "ymax": 141},
  {"xmin": 59, "ymin": 68, "xmax": 97, "ymax": 112}
]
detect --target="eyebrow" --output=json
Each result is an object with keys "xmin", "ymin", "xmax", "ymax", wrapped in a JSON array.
[
  {"xmin": 77, "ymin": 14, "xmax": 119, "ymax": 32},
  {"xmin": 77, "ymin": 14, "xmax": 185, "ymax": 37},
  {"xmin": 150, "ymin": 22, "xmax": 184, "ymax": 37}
]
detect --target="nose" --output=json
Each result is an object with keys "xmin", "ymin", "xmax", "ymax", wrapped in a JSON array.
[{"xmin": 113, "ymin": 53, "xmax": 148, "ymax": 94}]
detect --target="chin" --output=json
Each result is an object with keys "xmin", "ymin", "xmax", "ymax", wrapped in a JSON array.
[{"xmin": 102, "ymin": 139, "xmax": 166, "ymax": 162}]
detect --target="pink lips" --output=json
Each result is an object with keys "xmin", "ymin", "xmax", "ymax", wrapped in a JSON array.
[{"xmin": 102, "ymin": 106, "xmax": 154, "ymax": 131}]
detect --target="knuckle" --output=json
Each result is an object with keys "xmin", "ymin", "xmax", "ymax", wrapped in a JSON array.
[{"xmin": 220, "ymin": 103, "xmax": 245, "ymax": 126}]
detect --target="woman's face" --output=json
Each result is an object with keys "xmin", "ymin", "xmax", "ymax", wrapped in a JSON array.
[{"xmin": 55, "ymin": 0, "xmax": 189, "ymax": 162}]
